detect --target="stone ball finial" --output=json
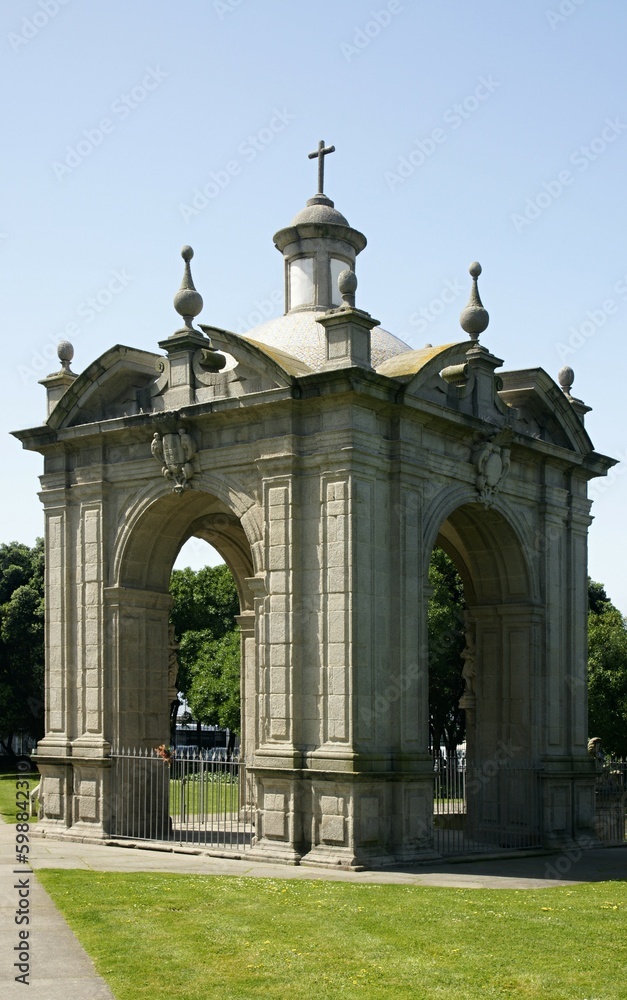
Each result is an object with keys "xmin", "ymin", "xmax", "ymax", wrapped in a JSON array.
[
  {"xmin": 58, "ymin": 340, "xmax": 74, "ymax": 365},
  {"xmin": 173, "ymin": 245, "xmax": 203, "ymax": 330},
  {"xmin": 460, "ymin": 261, "xmax": 489, "ymax": 342},
  {"xmin": 338, "ymin": 268, "xmax": 357, "ymax": 308},
  {"xmin": 558, "ymin": 365, "xmax": 574, "ymax": 394},
  {"xmin": 57, "ymin": 339, "xmax": 75, "ymax": 373}
]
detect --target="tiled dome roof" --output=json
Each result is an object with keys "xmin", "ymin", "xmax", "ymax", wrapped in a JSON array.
[{"xmin": 245, "ymin": 310, "xmax": 411, "ymax": 371}]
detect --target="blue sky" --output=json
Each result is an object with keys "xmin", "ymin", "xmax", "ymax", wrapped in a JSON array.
[{"xmin": 3, "ymin": 0, "xmax": 627, "ymax": 609}]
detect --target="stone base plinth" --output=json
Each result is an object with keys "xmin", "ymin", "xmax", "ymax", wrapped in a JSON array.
[{"xmin": 250, "ymin": 766, "xmax": 436, "ymax": 868}]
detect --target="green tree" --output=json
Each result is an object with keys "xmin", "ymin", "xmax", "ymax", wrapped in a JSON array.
[
  {"xmin": 588, "ymin": 579, "xmax": 611, "ymax": 616},
  {"xmin": 587, "ymin": 579, "xmax": 627, "ymax": 758},
  {"xmin": 183, "ymin": 630, "xmax": 241, "ymax": 736},
  {"xmin": 0, "ymin": 539, "xmax": 45, "ymax": 757},
  {"xmin": 169, "ymin": 564, "xmax": 239, "ymax": 696},
  {"xmin": 169, "ymin": 564, "xmax": 240, "ymax": 746},
  {"xmin": 428, "ymin": 547, "xmax": 466, "ymax": 762}
]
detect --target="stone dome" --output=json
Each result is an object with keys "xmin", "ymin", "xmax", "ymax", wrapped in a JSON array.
[
  {"xmin": 244, "ymin": 309, "xmax": 411, "ymax": 371},
  {"xmin": 290, "ymin": 202, "xmax": 350, "ymax": 227}
]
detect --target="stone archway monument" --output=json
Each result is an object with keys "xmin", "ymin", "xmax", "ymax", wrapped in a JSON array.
[{"xmin": 14, "ymin": 145, "xmax": 615, "ymax": 867}]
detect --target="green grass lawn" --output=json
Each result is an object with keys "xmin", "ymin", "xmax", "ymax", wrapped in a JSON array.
[
  {"xmin": 37, "ymin": 870, "xmax": 627, "ymax": 1000},
  {"xmin": 0, "ymin": 771, "xmax": 38, "ymax": 824},
  {"xmin": 169, "ymin": 776, "xmax": 239, "ymax": 817}
]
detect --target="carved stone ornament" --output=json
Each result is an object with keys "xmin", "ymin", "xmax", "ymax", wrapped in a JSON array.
[
  {"xmin": 150, "ymin": 414, "xmax": 197, "ymax": 494},
  {"xmin": 167, "ymin": 623, "xmax": 180, "ymax": 702},
  {"xmin": 472, "ymin": 429, "xmax": 513, "ymax": 507},
  {"xmin": 459, "ymin": 612, "xmax": 477, "ymax": 712}
]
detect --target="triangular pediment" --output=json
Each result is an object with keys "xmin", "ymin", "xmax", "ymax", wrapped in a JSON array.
[
  {"xmin": 378, "ymin": 343, "xmax": 595, "ymax": 455},
  {"xmin": 46, "ymin": 330, "xmax": 314, "ymax": 429},
  {"xmin": 498, "ymin": 368, "xmax": 593, "ymax": 454},
  {"xmin": 48, "ymin": 345, "xmax": 162, "ymax": 429}
]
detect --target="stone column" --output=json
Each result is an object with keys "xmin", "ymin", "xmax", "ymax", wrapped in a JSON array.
[
  {"xmin": 292, "ymin": 466, "xmax": 436, "ymax": 868},
  {"xmin": 539, "ymin": 493, "xmax": 598, "ymax": 847},
  {"xmin": 103, "ymin": 586, "xmax": 172, "ymax": 840},
  {"xmin": 469, "ymin": 602, "xmax": 543, "ymax": 849},
  {"xmin": 35, "ymin": 484, "xmax": 114, "ymax": 839},
  {"xmin": 105, "ymin": 586, "xmax": 172, "ymax": 749},
  {"xmin": 248, "ymin": 478, "xmax": 303, "ymax": 864},
  {"xmin": 236, "ymin": 608, "xmax": 256, "ymax": 811}
]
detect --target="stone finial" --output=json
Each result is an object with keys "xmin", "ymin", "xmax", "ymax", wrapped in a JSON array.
[
  {"xmin": 557, "ymin": 365, "xmax": 591, "ymax": 423},
  {"xmin": 556, "ymin": 364, "xmax": 590, "ymax": 423},
  {"xmin": 39, "ymin": 339, "xmax": 78, "ymax": 416},
  {"xmin": 460, "ymin": 262, "xmax": 489, "ymax": 341},
  {"xmin": 338, "ymin": 268, "xmax": 357, "ymax": 309},
  {"xmin": 173, "ymin": 245, "xmax": 203, "ymax": 332},
  {"xmin": 558, "ymin": 365, "xmax": 575, "ymax": 396},
  {"xmin": 57, "ymin": 339, "xmax": 76, "ymax": 374}
]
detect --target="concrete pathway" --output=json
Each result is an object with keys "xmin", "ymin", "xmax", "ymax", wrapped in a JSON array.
[
  {"xmin": 28, "ymin": 826, "xmax": 627, "ymax": 888},
  {"xmin": 1, "ymin": 819, "xmax": 115, "ymax": 1000},
  {"xmin": 2, "ymin": 813, "xmax": 627, "ymax": 999}
]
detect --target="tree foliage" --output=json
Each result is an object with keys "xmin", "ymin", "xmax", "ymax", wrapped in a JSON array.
[
  {"xmin": 0, "ymin": 539, "xmax": 45, "ymax": 755},
  {"xmin": 182, "ymin": 630, "xmax": 241, "ymax": 734},
  {"xmin": 588, "ymin": 579, "xmax": 611, "ymax": 616},
  {"xmin": 167, "ymin": 561, "xmax": 627, "ymax": 761},
  {"xmin": 587, "ymin": 579, "xmax": 627, "ymax": 758},
  {"xmin": 428, "ymin": 547, "xmax": 466, "ymax": 759},
  {"xmin": 169, "ymin": 564, "xmax": 240, "ymax": 733},
  {"xmin": 170, "ymin": 564, "xmax": 239, "ymax": 638}
]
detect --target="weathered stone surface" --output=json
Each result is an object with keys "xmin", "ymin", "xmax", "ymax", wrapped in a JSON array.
[{"xmin": 13, "ymin": 191, "xmax": 617, "ymax": 867}]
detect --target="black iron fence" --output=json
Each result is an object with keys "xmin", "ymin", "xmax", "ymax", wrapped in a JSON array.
[
  {"xmin": 108, "ymin": 748, "xmax": 625, "ymax": 859},
  {"xmin": 594, "ymin": 759, "xmax": 627, "ymax": 846},
  {"xmin": 434, "ymin": 759, "xmax": 543, "ymax": 856},
  {"xmin": 109, "ymin": 747, "xmax": 253, "ymax": 851}
]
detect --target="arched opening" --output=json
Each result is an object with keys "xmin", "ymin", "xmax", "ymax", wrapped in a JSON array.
[
  {"xmin": 170, "ymin": 537, "xmax": 241, "ymax": 758},
  {"xmin": 107, "ymin": 488, "xmax": 259, "ymax": 842},
  {"xmin": 110, "ymin": 488, "xmax": 258, "ymax": 749},
  {"xmin": 431, "ymin": 501, "xmax": 537, "ymax": 762},
  {"xmin": 426, "ymin": 501, "xmax": 542, "ymax": 853},
  {"xmin": 427, "ymin": 546, "xmax": 466, "ymax": 768}
]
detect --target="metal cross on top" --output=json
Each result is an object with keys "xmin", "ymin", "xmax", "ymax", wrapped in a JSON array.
[{"xmin": 308, "ymin": 140, "xmax": 335, "ymax": 195}]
